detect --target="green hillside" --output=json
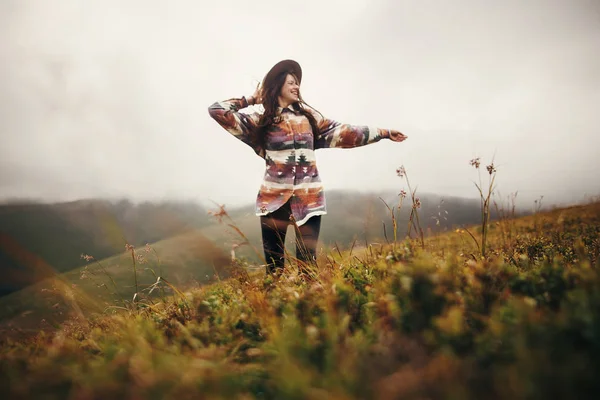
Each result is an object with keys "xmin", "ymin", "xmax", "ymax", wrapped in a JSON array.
[
  {"xmin": 0, "ymin": 199, "xmax": 212, "ymax": 296},
  {"xmin": 0, "ymin": 229, "xmax": 231, "ymax": 332},
  {"xmin": 0, "ymin": 191, "xmax": 485, "ymax": 297}
]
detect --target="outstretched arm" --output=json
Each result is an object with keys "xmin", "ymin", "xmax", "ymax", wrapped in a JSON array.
[
  {"xmin": 208, "ymin": 96, "xmax": 260, "ymax": 149},
  {"xmin": 312, "ymin": 112, "xmax": 407, "ymax": 149}
]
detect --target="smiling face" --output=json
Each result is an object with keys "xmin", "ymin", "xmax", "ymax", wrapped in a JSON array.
[{"xmin": 277, "ymin": 73, "xmax": 300, "ymax": 108}]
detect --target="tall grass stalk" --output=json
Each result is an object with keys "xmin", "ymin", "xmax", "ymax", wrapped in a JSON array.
[
  {"xmin": 148, "ymin": 244, "xmax": 166, "ymax": 300},
  {"xmin": 379, "ymin": 194, "xmax": 403, "ymax": 253},
  {"xmin": 208, "ymin": 203, "xmax": 266, "ymax": 265},
  {"xmin": 493, "ymin": 191, "xmax": 519, "ymax": 253},
  {"xmin": 79, "ymin": 256, "xmax": 116, "ymax": 297},
  {"xmin": 80, "ymin": 254, "xmax": 122, "ymax": 300},
  {"xmin": 533, "ymin": 195, "xmax": 545, "ymax": 235},
  {"xmin": 397, "ymin": 165, "xmax": 425, "ymax": 249},
  {"xmin": 126, "ymin": 244, "xmax": 139, "ymax": 300},
  {"xmin": 469, "ymin": 157, "xmax": 497, "ymax": 258}
]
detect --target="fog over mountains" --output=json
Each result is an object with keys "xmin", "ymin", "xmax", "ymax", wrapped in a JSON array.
[
  {"xmin": 0, "ymin": 189, "xmax": 500, "ymax": 296},
  {"xmin": 2, "ymin": 1, "xmax": 599, "ymax": 210}
]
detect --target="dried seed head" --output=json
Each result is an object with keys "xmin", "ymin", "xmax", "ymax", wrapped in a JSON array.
[
  {"xmin": 469, "ymin": 158, "xmax": 481, "ymax": 169},
  {"xmin": 208, "ymin": 204, "xmax": 228, "ymax": 222},
  {"xmin": 396, "ymin": 165, "xmax": 406, "ymax": 178},
  {"xmin": 486, "ymin": 163, "xmax": 496, "ymax": 175}
]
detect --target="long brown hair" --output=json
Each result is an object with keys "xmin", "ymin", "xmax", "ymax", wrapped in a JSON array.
[{"xmin": 253, "ymin": 71, "xmax": 323, "ymax": 154}]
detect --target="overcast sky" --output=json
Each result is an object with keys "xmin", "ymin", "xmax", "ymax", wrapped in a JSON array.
[{"xmin": 1, "ymin": 0, "xmax": 599, "ymax": 210}]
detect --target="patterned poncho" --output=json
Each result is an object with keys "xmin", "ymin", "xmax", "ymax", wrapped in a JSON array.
[{"xmin": 208, "ymin": 96, "xmax": 400, "ymax": 226}]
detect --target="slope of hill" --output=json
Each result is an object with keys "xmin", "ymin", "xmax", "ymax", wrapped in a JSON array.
[
  {"xmin": 0, "ymin": 199, "xmax": 212, "ymax": 296},
  {"xmin": 0, "ymin": 199, "xmax": 598, "ymax": 399},
  {"xmin": 0, "ymin": 228, "xmax": 232, "ymax": 333}
]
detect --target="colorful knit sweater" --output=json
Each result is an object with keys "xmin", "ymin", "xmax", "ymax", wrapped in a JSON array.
[{"xmin": 208, "ymin": 96, "xmax": 401, "ymax": 226}]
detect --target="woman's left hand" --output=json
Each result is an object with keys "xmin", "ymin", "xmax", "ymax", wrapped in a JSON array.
[{"xmin": 388, "ymin": 130, "xmax": 408, "ymax": 142}]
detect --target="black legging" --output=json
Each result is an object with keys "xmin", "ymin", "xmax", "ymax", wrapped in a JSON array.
[{"xmin": 260, "ymin": 200, "xmax": 321, "ymax": 274}]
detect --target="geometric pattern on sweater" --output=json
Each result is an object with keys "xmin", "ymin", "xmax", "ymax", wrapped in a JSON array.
[{"xmin": 208, "ymin": 96, "xmax": 399, "ymax": 226}]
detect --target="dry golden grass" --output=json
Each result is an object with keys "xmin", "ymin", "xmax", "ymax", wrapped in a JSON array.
[{"xmin": 1, "ymin": 199, "xmax": 599, "ymax": 399}]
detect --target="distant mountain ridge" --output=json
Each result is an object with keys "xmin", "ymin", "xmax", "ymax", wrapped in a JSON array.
[{"xmin": 0, "ymin": 190, "xmax": 497, "ymax": 296}]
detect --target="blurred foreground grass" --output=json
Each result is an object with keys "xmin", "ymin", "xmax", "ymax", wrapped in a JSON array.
[{"xmin": 1, "ymin": 201, "xmax": 599, "ymax": 399}]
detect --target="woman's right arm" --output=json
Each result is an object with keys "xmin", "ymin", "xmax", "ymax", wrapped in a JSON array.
[{"xmin": 208, "ymin": 96, "xmax": 260, "ymax": 147}]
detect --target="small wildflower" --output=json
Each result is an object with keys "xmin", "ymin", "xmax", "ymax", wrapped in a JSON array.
[
  {"xmin": 413, "ymin": 198, "xmax": 422, "ymax": 209},
  {"xmin": 260, "ymin": 205, "xmax": 268, "ymax": 213},
  {"xmin": 125, "ymin": 243, "xmax": 135, "ymax": 251},
  {"xmin": 144, "ymin": 243, "xmax": 152, "ymax": 253},
  {"xmin": 486, "ymin": 163, "xmax": 496, "ymax": 175},
  {"xmin": 469, "ymin": 157, "xmax": 481, "ymax": 169},
  {"xmin": 136, "ymin": 253, "xmax": 146, "ymax": 264},
  {"xmin": 80, "ymin": 253, "xmax": 94, "ymax": 262},
  {"xmin": 396, "ymin": 165, "xmax": 406, "ymax": 178},
  {"xmin": 399, "ymin": 189, "xmax": 407, "ymax": 198}
]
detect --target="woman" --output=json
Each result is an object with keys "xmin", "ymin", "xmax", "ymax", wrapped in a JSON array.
[{"xmin": 208, "ymin": 59, "xmax": 407, "ymax": 276}]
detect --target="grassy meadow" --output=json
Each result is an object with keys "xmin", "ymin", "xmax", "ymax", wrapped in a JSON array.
[
  {"xmin": 1, "ymin": 160, "xmax": 599, "ymax": 399},
  {"xmin": 0, "ymin": 195, "xmax": 599, "ymax": 398}
]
